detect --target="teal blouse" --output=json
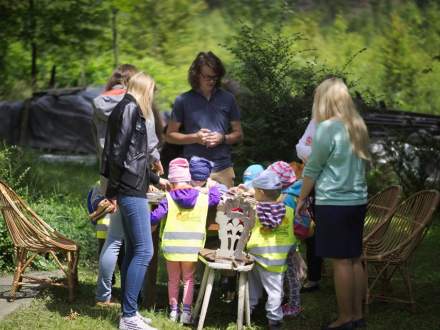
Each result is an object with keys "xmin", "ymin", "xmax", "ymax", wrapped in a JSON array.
[{"xmin": 302, "ymin": 119, "xmax": 367, "ymax": 206}]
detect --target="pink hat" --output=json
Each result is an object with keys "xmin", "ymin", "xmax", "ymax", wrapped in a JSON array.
[
  {"xmin": 168, "ymin": 158, "xmax": 191, "ymax": 183},
  {"xmin": 267, "ymin": 161, "xmax": 297, "ymax": 189}
]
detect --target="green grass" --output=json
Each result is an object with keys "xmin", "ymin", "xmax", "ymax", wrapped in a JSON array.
[{"xmin": 1, "ymin": 156, "xmax": 440, "ymax": 329}]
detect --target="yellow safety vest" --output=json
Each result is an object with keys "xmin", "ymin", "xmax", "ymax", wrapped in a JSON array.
[
  {"xmin": 96, "ymin": 214, "xmax": 110, "ymax": 239},
  {"xmin": 247, "ymin": 206, "xmax": 296, "ymax": 273},
  {"xmin": 161, "ymin": 192, "xmax": 209, "ymax": 262}
]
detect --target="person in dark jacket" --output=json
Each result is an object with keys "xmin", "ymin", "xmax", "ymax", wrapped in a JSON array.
[{"xmin": 101, "ymin": 72, "xmax": 169, "ymax": 330}]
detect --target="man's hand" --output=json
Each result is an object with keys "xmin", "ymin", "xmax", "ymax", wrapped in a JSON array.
[
  {"xmin": 206, "ymin": 131, "xmax": 224, "ymax": 148},
  {"xmin": 158, "ymin": 178, "xmax": 171, "ymax": 191},
  {"xmin": 196, "ymin": 128, "xmax": 211, "ymax": 145}
]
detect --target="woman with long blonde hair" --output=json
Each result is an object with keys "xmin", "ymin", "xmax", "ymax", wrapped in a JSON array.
[
  {"xmin": 102, "ymin": 72, "xmax": 169, "ymax": 330},
  {"xmin": 297, "ymin": 78, "xmax": 369, "ymax": 330}
]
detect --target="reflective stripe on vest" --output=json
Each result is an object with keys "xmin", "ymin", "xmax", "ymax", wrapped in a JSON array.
[
  {"xmin": 253, "ymin": 255, "xmax": 288, "ymax": 267},
  {"xmin": 163, "ymin": 232, "xmax": 205, "ymax": 240},
  {"xmin": 161, "ymin": 192, "xmax": 209, "ymax": 262},
  {"xmin": 162, "ymin": 246, "xmax": 201, "ymax": 254},
  {"xmin": 96, "ymin": 216, "xmax": 110, "ymax": 239},
  {"xmin": 246, "ymin": 206, "xmax": 296, "ymax": 272},
  {"xmin": 248, "ymin": 245, "xmax": 292, "ymax": 255}
]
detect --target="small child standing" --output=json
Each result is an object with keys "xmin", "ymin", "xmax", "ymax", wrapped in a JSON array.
[
  {"xmin": 246, "ymin": 170, "xmax": 298, "ymax": 330},
  {"xmin": 267, "ymin": 161, "xmax": 303, "ymax": 317},
  {"xmin": 151, "ymin": 158, "xmax": 220, "ymax": 324}
]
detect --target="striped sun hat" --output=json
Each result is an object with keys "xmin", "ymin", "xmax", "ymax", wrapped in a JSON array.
[{"xmin": 267, "ymin": 161, "xmax": 297, "ymax": 189}]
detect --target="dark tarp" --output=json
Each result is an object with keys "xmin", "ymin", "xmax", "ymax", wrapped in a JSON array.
[
  {"xmin": 0, "ymin": 101, "xmax": 23, "ymax": 144},
  {"xmin": 27, "ymin": 87, "xmax": 101, "ymax": 153},
  {"xmin": 0, "ymin": 87, "xmax": 101, "ymax": 154}
]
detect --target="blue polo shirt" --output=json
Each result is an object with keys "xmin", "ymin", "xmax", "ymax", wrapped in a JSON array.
[{"xmin": 171, "ymin": 88, "xmax": 241, "ymax": 172}]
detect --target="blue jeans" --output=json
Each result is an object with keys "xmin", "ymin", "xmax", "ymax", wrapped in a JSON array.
[
  {"xmin": 118, "ymin": 194, "xmax": 153, "ymax": 317},
  {"xmin": 96, "ymin": 211, "xmax": 125, "ymax": 302}
]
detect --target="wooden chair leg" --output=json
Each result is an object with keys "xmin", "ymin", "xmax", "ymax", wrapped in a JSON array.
[
  {"xmin": 194, "ymin": 265, "xmax": 210, "ymax": 319},
  {"xmin": 244, "ymin": 272, "xmax": 251, "ymax": 327},
  {"xmin": 237, "ymin": 272, "xmax": 246, "ymax": 330},
  {"xmin": 72, "ymin": 250, "xmax": 79, "ymax": 286},
  {"xmin": 10, "ymin": 248, "xmax": 25, "ymax": 301},
  {"xmin": 197, "ymin": 269, "xmax": 215, "ymax": 330},
  {"xmin": 67, "ymin": 251, "xmax": 75, "ymax": 302}
]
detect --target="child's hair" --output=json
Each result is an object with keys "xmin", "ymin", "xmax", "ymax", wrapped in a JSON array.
[
  {"xmin": 256, "ymin": 188, "xmax": 282, "ymax": 201},
  {"xmin": 104, "ymin": 64, "xmax": 138, "ymax": 91},
  {"xmin": 312, "ymin": 77, "xmax": 370, "ymax": 161},
  {"xmin": 127, "ymin": 72, "xmax": 155, "ymax": 120}
]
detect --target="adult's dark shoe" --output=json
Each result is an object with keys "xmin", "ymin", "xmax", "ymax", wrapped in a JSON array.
[
  {"xmin": 353, "ymin": 318, "xmax": 367, "ymax": 328},
  {"xmin": 321, "ymin": 320, "xmax": 354, "ymax": 330}
]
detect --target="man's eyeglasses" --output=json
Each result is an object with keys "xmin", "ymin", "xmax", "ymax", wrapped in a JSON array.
[{"xmin": 200, "ymin": 72, "xmax": 219, "ymax": 82}]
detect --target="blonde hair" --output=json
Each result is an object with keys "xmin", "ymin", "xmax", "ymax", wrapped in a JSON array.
[
  {"xmin": 312, "ymin": 78, "xmax": 370, "ymax": 160},
  {"xmin": 127, "ymin": 72, "xmax": 155, "ymax": 120}
]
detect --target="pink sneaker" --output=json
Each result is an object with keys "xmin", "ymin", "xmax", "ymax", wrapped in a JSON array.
[{"xmin": 282, "ymin": 304, "xmax": 302, "ymax": 317}]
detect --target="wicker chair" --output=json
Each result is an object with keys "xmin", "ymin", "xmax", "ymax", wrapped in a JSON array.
[
  {"xmin": 363, "ymin": 189, "xmax": 440, "ymax": 311},
  {"xmin": 363, "ymin": 185, "xmax": 402, "ymax": 243},
  {"xmin": 0, "ymin": 179, "xmax": 79, "ymax": 302}
]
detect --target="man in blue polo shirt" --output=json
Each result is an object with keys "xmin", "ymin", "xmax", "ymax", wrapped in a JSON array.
[{"xmin": 166, "ymin": 51, "xmax": 243, "ymax": 187}]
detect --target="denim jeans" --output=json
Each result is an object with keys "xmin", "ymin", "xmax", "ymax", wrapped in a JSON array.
[
  {"xmin": 118, "ymin": 194, "xmax": 153, "ymax": 317},
  {"xmin": 95, "ymin": 211, "xmax": 125, "ymax": 302}
]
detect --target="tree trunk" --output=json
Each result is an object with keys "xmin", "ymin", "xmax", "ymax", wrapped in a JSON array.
[
  {"xmin": 49, "ymin": 65, "xmax": 56, "ymax": 89},
  {"xmin": 29, "ymin": 0, "xmax": 37, "ymax": 92},
  {"xmin": 112, "ymin": 7, "xmax": 119, "ymax": 68}
]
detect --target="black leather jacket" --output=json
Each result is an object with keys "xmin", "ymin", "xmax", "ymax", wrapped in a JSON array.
[{"xmin": 101, "ymin": 93, "xmax": 159, "ymax": 198}]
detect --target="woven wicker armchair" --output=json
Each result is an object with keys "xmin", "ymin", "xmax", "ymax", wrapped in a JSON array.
[
  {"xmin": 363, "ymin": 185, "xmax": 402, "ymax": 243},
  {"xmin": 0, "ymin": 179, "xmax": 79, "ymax": 302},
  {"xmin": 363, "ymin": 189, "xmax": 440, "ymax": 311}
]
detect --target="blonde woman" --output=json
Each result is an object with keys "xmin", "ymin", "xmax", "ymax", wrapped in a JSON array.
[
  {"xmin": 297, "ymin": 78, "xmax": 369, "ymax": 330},
  {"xmin": 101, "ymin": 72, "xmax": 169, "ymax": 330}
]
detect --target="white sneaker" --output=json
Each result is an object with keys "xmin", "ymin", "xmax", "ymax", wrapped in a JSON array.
[
  {"xmin": 119, "ymin": 315, "xmax": 157, "ymax": 330},
  {"xmin": 180, "ymin": 311, "xmax": 192, "ymax": 325},
  {"xmin": 169, "ymin": 310, "xmax": 179, "ymax": 322},
  {"xmin": 136, "ymin": 311, "xmax": 152, "ymax": 325}
]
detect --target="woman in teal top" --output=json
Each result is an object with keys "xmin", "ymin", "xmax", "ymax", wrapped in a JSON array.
[{"xmin": 297, "ymin": 78, "xmax": 370, "ymax": 330}]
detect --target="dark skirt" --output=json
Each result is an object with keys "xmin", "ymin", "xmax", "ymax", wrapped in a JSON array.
[{"xmin": 314, "ymin": 204, "xmax": 366, "ymax": 259}]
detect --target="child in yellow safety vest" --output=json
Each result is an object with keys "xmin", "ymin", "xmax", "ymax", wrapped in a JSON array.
[
  {"xmin": 150, "ymin": 158, "xmax": 220, "ymax": 324},
  {"xmin": 267, "ymin": 161, "xmax": 305, "ymax": 318},
  {"xmin": 246, "ymin": 169, "xmax": 298, "ymax": 330}
]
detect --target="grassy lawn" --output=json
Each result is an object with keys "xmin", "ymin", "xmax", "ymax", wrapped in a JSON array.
[{"xmin": 0, "ymin": 156, "xmax": 439, "ymax": 329}]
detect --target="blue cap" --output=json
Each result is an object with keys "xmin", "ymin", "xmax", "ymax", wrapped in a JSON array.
[
  {"xmin": 243, "ymin": 164, "xmax": 265, "ymax": 184},
  {"xmin": 252, "ymin": 169, "xmax": 282, "ymax": 190}
]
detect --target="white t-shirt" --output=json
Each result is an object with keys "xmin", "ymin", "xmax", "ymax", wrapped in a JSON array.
[{"xmin": 295, "ymin": 119, "xmax": 317, "ymax": 161}]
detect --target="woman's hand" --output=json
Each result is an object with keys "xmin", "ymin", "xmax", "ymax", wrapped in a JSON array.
[
  {"xmin": 158, "ymin": 178, "xmax": 171, "ymax": 191},
  {"xmin": 296, "ymin": 198, "xmax": 306, "ymax": 216},
  {"xmin": 152, "ymin": 160, "xmax": 164, "ymax": 176},
  {"xmin": 108, "ymin": 198, "xmax": 118, "ymax": 212}
]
